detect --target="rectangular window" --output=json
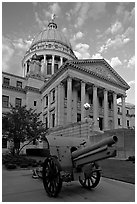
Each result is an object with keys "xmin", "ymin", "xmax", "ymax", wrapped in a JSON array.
[
  {"xmin": 15, "ymin": 98, "xmax": 22, "ymax": 107},
  {"xmin": 47, "ymin": 63, "xmax": 52, "ymax": 75},
  {"xmin": 46, "ymin": 95, "xmax": 48, "ymax": 106},
  {"xmin": 78, "ymin": 91, "xmax": 81, "ymax": 101},
  {"xmin": 52, "ymin": 113, "xmax": 55, "ymax": 127},
  {"xmin": 16, "ymin": 81, "xmax": 22, "ymax": 88},
  {"xmin": 127, "ymin": 110, "xmax": 129, "ymax": 115},
  {"xmin": 3, "ymin": 77, "xmax": 10, "ymax": 86},
  {"xmin": 54, "ymin": 64, "xmax": 58, "ymax": 73},
  {"xmin": 52, "ymin": 89, "xmax": 55, "ymax": 102},
  {"xmin": 2, "ymin": 95, "xmax": 9, "ymax": 108},
  {"xmin": 77, "ymin": 113, "xmax": 81, "ymax": 122},
  {"xmin": 127, "ymin": 120, "xmax": 129, "ymax": 127},
  {"xmin": 34, "ymin": 101, "xmax": 37, "ymax": 106},
  {"xmin": 118, "ymin": 118, "xmax": 121, "ymax": 126},
  {"xmin": 89, "ymin": 94, "xmax": 93, "ymax": 104},
  {"xmin": 45, "ymin": 117, "xmax": 48, "ymax": 129},
  {"xmin": 118, "ymin": 107, "xmax": 120, "ymax": 113}
]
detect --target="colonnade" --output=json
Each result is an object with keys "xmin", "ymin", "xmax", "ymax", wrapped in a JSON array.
[
  {"xmin": 64, "ymin": 77, "xmax": 126, "ymax": 130},
  {"xmin": 25, "ymin": 54, "xmax": 66, "ymax": 77}
]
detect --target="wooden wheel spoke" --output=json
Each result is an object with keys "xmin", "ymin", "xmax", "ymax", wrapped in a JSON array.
[{"xmin": 43, "ymin": 157, "xmax": 62, "ymax": 197}]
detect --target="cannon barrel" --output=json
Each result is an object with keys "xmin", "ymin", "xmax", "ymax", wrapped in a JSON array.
[{"xmin": 72, "ymin": 135, "xmax": 118, "ymax": 159}]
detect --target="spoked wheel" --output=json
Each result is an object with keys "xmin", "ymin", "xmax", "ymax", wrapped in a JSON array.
[
  {"xmin": 42, "ymin": 156, "xmax": 62, "ymax": 197},
  {"xmin": 79, "ymin": 162, "xmax": 101, "ymax": 189}
]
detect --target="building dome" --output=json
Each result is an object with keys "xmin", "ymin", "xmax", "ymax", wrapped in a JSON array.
[
  {"xmin": 22, "ymin": 16, "xmax": 77, "ymax": 78},
  {"xmin": 23, "ymin": 18, "xmax": 76, "ymax": 60},
  {"xmin": 31, "ymin": 25, "xmax": 72, "ymax": 50}
]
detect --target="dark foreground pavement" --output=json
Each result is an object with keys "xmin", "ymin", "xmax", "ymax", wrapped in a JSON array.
[{"xmin": 2, "ymin": 167, "xmax": 135, "ymax": 202}]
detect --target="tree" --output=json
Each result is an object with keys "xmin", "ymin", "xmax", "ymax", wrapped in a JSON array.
[{"xmin": 2, "ymin": 105, "xmax": 48, "ymax": 155}]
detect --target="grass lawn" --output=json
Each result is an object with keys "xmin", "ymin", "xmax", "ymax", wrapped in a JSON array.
[{"xmin": 98, "ymin": 159, "xmax": 135, "ymax": 184}]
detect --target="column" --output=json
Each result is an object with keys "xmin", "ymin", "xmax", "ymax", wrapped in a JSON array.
[
  {"xmin": 113, "ymin": 92, "xmax": 118, "ymax": 129},
  {"xmin": 72, "ymin": 89, "xmax": 77, "ymax": 123},
  {"xmin": 58, "ymin": 83, "xmax": 65, "ymax": 125},
  {"xmin": 55, "ymin": 87, "xmax": 58, "ymax": 126},
  {"xmin": 122, "ymin": 95, "xmax": 126, "ymax": 128},
  {"xmin": 67, "ymin": 77, "xmax": 72, "ymax": 123},
  {"xmin": 48, "ymin": 92, "xmax": 51, "ymax": 128},
  {"xmin": 60, "ymin": 56, "xmax": 63, "ymax": 67},
  {"xmin": 93, "ymin": 85, "xmax": 99, "ymax": 130},
  {"xmin": 52, "ymin": 55, "xmax": 55, "ymax": 75},
  {"xmin": 104, "ymin": 89, "xmax": 108, "ymax": 130},
  {"xmin": 81, "ymin": 81, "xmax": 86, "ymax": 121}
]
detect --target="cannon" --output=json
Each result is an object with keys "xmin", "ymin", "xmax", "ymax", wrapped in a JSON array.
[{"xmin": 42, "ymin": 135, "xmax": 118, "ymax": 197}]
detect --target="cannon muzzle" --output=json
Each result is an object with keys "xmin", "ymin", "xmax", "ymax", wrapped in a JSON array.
[{"xmin": 72, "ymin": 135, "xmax": 117, "ymax": 159}]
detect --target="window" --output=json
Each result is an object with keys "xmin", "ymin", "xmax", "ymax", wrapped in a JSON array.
[
  {"xmin": 47, "ymin": 63, "xmax": 52, "ymax": 75},
  {"xmin": 127, "ymin": 110, "xmax": 129, "ymax": 115},
  {"xmin": 77, "ymin": 113, "xmax": 81, "ymax": 122},
  {"xmin": 89, "ymin": 94, "xmax": 93, "ymax": 104},
  {"xmin": 46, "ymin": 95, "xmax": 48, "ymax": 106},
  {"xmin": 3, "ymin": 77, "xmax": 10, "ymax": 86},
  {"xmin": 52, "ymin": 113, "xmax": 55, "ymax": 127},
  {"xmin": 118, "ymin": 107, "xmax": 120, "ymax": 113},
  {"xmin": 78, "ymin": 91, "xmax": 81, "ymax": 101},
  {"xmin": 52, "ymin": 89, "xmax": 55, "ymax": 102},
  {"xmin": 127, "ymin": 120, "xmax": 129, "ymax": 127},
  {"xmin": 2, "ymin": 95, "xmax": 9, "ymax": 108},
  {"xmin": 15, "ymin": 98, "xmax": 22, "ymax": 107},
  {"xmin": 16, "ymin": 81, "xmax": 22, "ymax": 88},
  {"xmin": 34, "ymin": 101, "xmax": 37, "ymax": 106},
  {"xmin": 99, "ymin": 97, "xmax": 103, "ymax": 107},
  {"xmin": 118, "ymin": 118, "xmax": 121, "ymax": 126},
  {"xmin": 54, "ymin": 64, "xmax": 58, "ymax": 73},
  {"xmin": 45, "ymin": 117, "xmax": 48, "ymax": 129},
  {"xmin": 108, "ymin": 101, "xmax": 111, "ymax": 109}
]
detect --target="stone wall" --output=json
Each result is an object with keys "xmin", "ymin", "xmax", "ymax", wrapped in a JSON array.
[{"xmin": 48, "ymin": 122, "xmax": 135, "ymax": 159}]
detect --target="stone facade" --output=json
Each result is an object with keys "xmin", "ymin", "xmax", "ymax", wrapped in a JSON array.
[{"xmin": 2, "ymin": 18, "xmax": 134, "ymax": 150}]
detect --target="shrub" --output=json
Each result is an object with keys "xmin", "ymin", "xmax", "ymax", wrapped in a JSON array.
[
  {"xmin": 2, "ymin": 154, "xmax": 38, "ymax": 169},
  {"xmin": 5, "ymin": 163, "xmax": 17, "ymax": 169},
  {"xmin": 127, "ymin": 156, "xmax": 135, "ymax": 162}
]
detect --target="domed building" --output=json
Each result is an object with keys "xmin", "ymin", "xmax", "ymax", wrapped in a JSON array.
[
  {"xmin": 22, "ymin": 18, "xmax": 77, "ymax": 79},
  {"xmin": 3, "ymin": 16, "xmax": 134, "ymax": 151}
]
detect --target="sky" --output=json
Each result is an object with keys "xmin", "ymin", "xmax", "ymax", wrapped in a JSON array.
[{"xmin": 2, "ymin": 2, "xmax": 135, "ymax": 104}]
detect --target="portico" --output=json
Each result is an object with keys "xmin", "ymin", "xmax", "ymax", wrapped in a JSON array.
[{"xmin": 59, "ymin": 74, "xmax": 128, "ymax": 131}]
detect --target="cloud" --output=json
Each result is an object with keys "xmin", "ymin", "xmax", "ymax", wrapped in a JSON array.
[
  {"xmin": 72, "ymin": 2, "xmax": 106, "ymax": 28},
  {"xmin": 49, "ymin": 3, "xmax": 61, "ymax": 16},
  {"xmin": 109, "ymin": 57, "xmax": 122, "ymax": 67},
  {"xmin": 128, "ymin": 80, "xmax": 135, "ymax": 86},
  {"xmin": 70, "ymin": 31, "xmax": 84, "ymax": 44},
  {"xmin": 92, "ymin": 53, "xmax": 103, "ymax": 59},
  {"xmin": 35, "ymin": 11, "xmax": 47, "ymax": 29},
  {"xmin": 34, "ymin": 3, "xmax": 61, "ymax": 29},
  {"xmin": 74, "ymin": 43, "xmax": 91, "ymax": 59},
  {"xmin": 116, "ymin": 3, "xmax": 135, "ymax": 26},
  {"xmin": 127, "ymin": 56, "xmax": 135, "ymax": 68},
  {"xmin": 2, "ymin": 36, "xmax": 32, "ymax": 76},
  {"xmin": 106, "ymin": 21, "xmax": 123, "ymax": 35},
  {"xmin": 2, "ymin": 37, "xmax": 15, "ymax": 72},
  {"xmin": 99, "ymin": 32, "xmax": 130, "ymax": 53}
]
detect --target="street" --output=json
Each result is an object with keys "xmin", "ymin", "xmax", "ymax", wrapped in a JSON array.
[{"xmin": 2, "ymin": 167, "xmax": 135, "ymax": 202}]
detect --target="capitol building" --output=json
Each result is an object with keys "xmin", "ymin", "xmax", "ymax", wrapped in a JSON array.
[{"xmin": 2, "ymin": 17, "xmax": 135, "ymax": 137}]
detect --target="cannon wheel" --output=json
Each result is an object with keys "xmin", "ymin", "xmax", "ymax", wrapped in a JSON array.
[
  {"xmin": 79, "ymin": 162, "xmax": 101, "ymax": 189},
  {"xmin": 42, "ymin": 156, "xmax": 62, "ymax": 197}
]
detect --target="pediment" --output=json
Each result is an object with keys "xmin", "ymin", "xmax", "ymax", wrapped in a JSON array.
[{"xmin": 69, "ymin": 59, "xmax": 130, "ymax": 90}]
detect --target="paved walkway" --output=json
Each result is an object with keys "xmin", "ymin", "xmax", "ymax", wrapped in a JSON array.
[{"xmin": 2, "ymin": 167, "xmax": 135, "ymax": 202}]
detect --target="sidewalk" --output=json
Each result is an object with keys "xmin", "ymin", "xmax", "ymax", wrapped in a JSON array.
[{"xmin": 2, "ymin": 166, "xmax": 135, "ymax": 202}]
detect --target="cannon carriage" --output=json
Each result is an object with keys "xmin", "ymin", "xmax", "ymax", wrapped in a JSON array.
[{"xmin": 42, "ymin": 135, "xmax": 118, "ymax": 197}]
